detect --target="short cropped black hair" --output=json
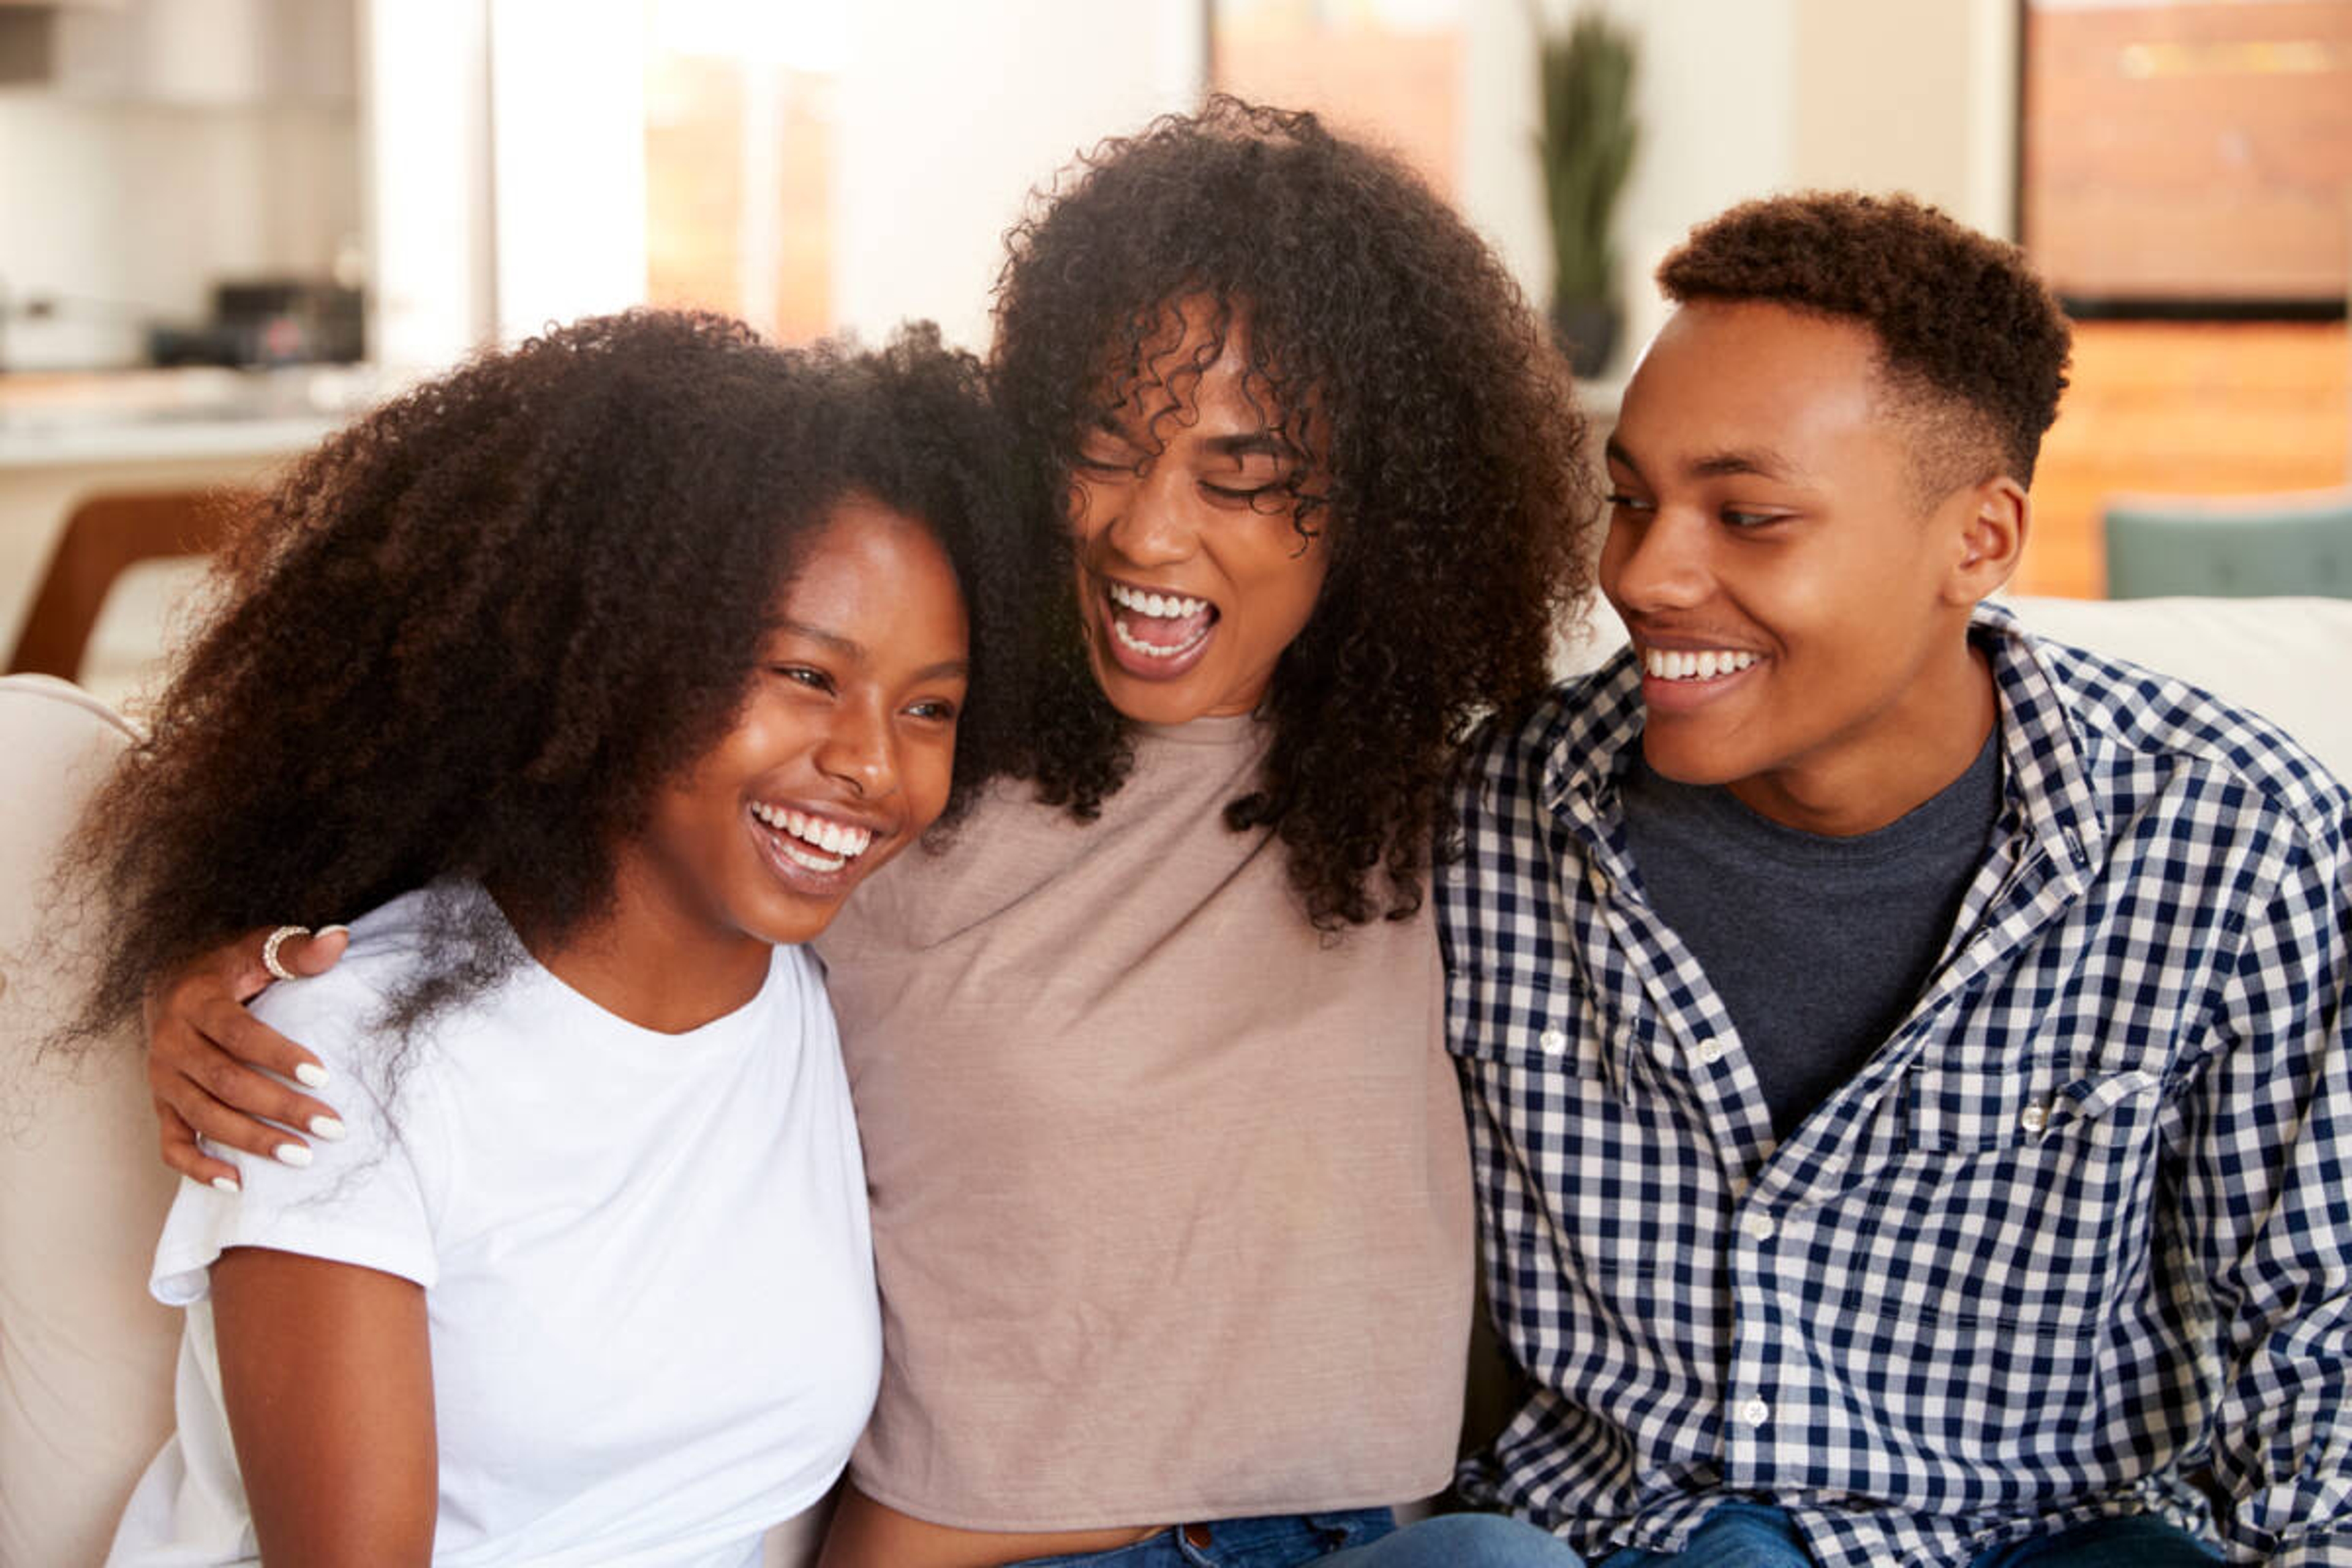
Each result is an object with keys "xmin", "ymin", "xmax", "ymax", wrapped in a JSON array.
[{"xmin": 1658, "ymin": 190, "xmax": 2072, "ymax": 490}]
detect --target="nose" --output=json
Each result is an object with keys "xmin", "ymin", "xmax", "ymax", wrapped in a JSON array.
[
  {"xmin": 813, "ymin": 697, "xmax": 897, "ymax": 799},
  {"xmin": 1098, "ymin": 464, "xmax": 1199, "ymax": 568},
  {"xmin": 1605, "ymin": 508, "xmax": 1711, "ymax": 614}
]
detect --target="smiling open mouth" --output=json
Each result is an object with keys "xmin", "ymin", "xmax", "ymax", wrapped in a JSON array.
[
  {"xmin": 1642, "ymin": 647, "xmax": 1760, "ymax": 682},
  {"xmin": 1105, "ymin": 579, "xmax": 1217, "ymax": 662},
  {"xmin": 750, "ymin": 801, "xmax": 873, "ymax": 874}
]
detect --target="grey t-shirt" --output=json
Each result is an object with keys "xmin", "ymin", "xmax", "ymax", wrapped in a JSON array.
[{"xmin": 1621, "ymin": 729, "xmax": 2002, "ymax": 1139}]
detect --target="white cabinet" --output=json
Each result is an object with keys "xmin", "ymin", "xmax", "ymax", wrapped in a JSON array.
[{"xmin": 0, "ymin": 0, "xmax": 353, "ymax": 103}]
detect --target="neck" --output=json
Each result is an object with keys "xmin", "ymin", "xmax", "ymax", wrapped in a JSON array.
[
  {"xmin": 498, "ymin": 872, "xmax": 771, "ymax": 1035},
  {"xmin": 1726, "ymin": 636, "xmax": 1999, "ymax": 838}
]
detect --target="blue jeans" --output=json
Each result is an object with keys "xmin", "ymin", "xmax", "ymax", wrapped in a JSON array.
[
  {"xmin": 1321, "ymin": 1512, "xmax": 1573, "ymax": 1566},
  {"xmin": 1008, "ymin": 1509, "xmax": 1395, "ymax": 1567},
  {"xmin": 1581, "ymin": 1502, "xmax": 2222, "ymax": 1568}
]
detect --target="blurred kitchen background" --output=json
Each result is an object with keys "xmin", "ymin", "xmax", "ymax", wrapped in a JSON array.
[{"xmin": 1, "ymin": 0, "xmax": 2346, "ymax": 710}]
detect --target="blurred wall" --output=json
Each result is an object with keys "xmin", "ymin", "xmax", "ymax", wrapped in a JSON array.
[
  {"xmin": 1461, "ymin": 0, "xmax": 2016, "ymax": 375},
  {"xmin": 0, "ymin": 99, "xmax": 358, "ymax": 371},
  {"xmin": 360, "ymin": 0, "xmax": 2019, "ymax": 374},
  {"xmin": 831, "ymin": 0, "xmax": 1203, "ymax": 352}
]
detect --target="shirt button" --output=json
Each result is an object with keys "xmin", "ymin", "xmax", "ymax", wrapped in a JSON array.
[
  {"xmin": 1538, "ymin": 1028, "xmax": 1568, "ymax": 1055},
  {"xmin": 1741, "ymin": 1212, "xmax": 1776, "ymax": 1243},
  {"xmin": 2019, "ymin": 1102, "xmax": 2049, "ymax": 1133},
  {"xmin": 1695, "ymin": 1038, "xmax": 1727, "ymax": 1065},
  {"xmin": 1443, "ymin": 863, "xmax": 1466, "ymax": 884},
  {"xmin": 1740, "ymin": 1398, "xmax": 1771, "ymax": 1428}
]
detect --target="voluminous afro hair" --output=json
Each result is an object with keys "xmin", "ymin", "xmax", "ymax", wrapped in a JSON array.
[
  {"xmin": 68, "ymin": 309, "xmax": 1030, "ymax": 1047},
  {"xmin": 1657, "ymin": 190, "xmax": 2071, "ymax": 489},
  {"xmin": 992, "ymin": 96, "xmax": 1598, "ymax": 930}
]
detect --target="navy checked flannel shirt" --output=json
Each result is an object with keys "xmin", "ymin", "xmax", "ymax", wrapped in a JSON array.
[{"xmin": 1441, "ymin": 606, "xmax": 2352, "ymax": 1567}]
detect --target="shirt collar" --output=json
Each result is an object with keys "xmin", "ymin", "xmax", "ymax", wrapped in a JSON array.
[{"xmin": 1541, "ymin": 601, "xmax": 2109, "ymax": 874}]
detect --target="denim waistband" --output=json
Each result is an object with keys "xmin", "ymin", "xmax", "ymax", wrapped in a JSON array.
[{"xmin": 1010, "ymin": 1507, "xmax": 1397, "ymax": 1567}]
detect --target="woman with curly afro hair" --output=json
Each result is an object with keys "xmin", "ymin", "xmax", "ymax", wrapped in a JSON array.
[
  {"xmin": 140, "ymin": 99, "xmax": 1599, "ymax": 1568},
  {"xmin": 85, "ymin": 310, "xmax": 1031, "ymax": 1566},
  {"xmin": 802, "ymin": 98, "xmax": 1598, "ymax": 1568}
]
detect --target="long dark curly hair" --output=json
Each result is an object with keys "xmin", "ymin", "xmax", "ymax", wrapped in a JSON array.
[
  {"xmin": 67, "ymin": 310, "xmax": 1031, "ymax": 1043},
  {"xmin": 991, "ymin": 96, "xmax": 1599, "ymax": 929}
]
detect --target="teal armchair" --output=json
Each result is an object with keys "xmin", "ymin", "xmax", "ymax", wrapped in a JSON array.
[{"xmin": 2103, "ymin": 489, "xmax": 2352, "ymax": 599}]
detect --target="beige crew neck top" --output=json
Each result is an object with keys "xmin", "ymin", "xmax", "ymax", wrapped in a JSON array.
[{"xmin": 816, "ymin": 712, "xmax": 1474, "ymax": 1531}]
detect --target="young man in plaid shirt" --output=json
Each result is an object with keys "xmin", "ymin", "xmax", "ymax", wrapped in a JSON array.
[{"xmin": 1433, "ymin": 194, "xmax": 2352, "ymax": 1566}]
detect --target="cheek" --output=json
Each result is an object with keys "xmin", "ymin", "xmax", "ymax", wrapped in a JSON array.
[
  {"xmin": 900, "ymin": 736, "xmax": 961, "ymax": 834},
  {"xmin": 1275, "ymin": 540, "xmax": 1333, "ymax": 632},
  {"xmin": 1065, "ymin": 475, "xmax": 1115, "ymax": 545}
]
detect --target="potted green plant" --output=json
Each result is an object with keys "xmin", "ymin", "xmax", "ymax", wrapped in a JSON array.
[{"xmin": 1532, "ymin": 6, "xmax": 1638, "ymax": 378}]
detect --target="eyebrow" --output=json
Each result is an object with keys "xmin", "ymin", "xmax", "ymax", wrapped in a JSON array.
[
  {"xmin": 1604, "ymin": 437, "xmax": 1807, "ymax": 484},
  {"xmin": 1205, "ymin": 431, "xmax": 1295, "ymax": 464},
  {"xmin": 775, "ymin": 619, "xmax": 970, "ymax": 682},
  {"xmin": 1087, "ymin": 413, "xmax": 1295, "ymax": 464}
]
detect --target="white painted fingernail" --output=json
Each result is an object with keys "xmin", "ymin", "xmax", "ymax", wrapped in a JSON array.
[
  {"xmin": 318, "ymin": 924, "xmax": 350, "ymax": 940},
  {"xmin": 211, "ymin": 1175, "xmax": 239, "ymax": 1194},
  {"xmin": 295, "ymin": 1062, "xmax": 330, "ymax": 1088},
  {"xmin": 273, "ymin": 1142, "xmax": 313, "ymax": 1168},
  {"xmin": 308, "ymin": 1115, "xmax": 347, "ymax": 1141}
]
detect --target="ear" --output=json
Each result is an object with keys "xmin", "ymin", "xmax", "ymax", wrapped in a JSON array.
[{"xmin": 1940, "ymin": 476, "xmax": 2029, "ymax": 606}]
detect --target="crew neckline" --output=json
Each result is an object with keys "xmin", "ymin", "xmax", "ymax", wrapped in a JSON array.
[
  {"xmin": 450, "ymin": 884, "xmax": 796, "ymax": 1047},
  {"xmin": 1135, "ymin": 710, "xmax": 1269, "ymax": 748}
]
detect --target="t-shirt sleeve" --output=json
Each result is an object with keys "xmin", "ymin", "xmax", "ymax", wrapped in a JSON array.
[{"xmin": 149, "ymin": 972, "xmax": 442, "ymax": 1306}]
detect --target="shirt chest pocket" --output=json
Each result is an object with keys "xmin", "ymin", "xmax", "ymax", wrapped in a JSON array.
[
  {"xmin": 1904, "ymin": 1058, "xmax": 2165, "ymax": 1153},
  {"xmin": 1841, "ymin": 1055, "xmax": 2169, "ymax": 1337}
]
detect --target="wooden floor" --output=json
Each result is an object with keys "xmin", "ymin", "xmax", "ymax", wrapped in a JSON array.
[{"xmin": 2017, "ymin": 320, "xmax": 2351, "ymax": 598}]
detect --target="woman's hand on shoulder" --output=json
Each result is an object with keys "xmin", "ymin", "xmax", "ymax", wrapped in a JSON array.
[{"xmin": 143, "ymin": 924, "xmax": 350, "ymax": 1188}]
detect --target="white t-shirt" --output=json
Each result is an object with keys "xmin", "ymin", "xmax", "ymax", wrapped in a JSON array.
[{"xmin": 107, "ymin": 888, "xmax": 881, "ymax": 1568}]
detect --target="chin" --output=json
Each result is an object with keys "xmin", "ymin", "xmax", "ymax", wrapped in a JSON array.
[
  {"xmin": 1087, "ymin": 650, "xmax": 1218, "ymax": 726},
  {"xmin": 1638, "ymin": 732, "xmax": 1751, "ymax": 790}
]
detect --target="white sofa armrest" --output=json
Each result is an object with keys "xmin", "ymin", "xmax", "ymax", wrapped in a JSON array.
[{"xmin": 0, "ymin": 677, "xmax": 180, "ymax": 1568}]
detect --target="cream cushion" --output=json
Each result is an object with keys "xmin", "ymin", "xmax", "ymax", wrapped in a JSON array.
[{"xmin": 0, "ymin": 676, "xmax": 179, "ymax": 1568}]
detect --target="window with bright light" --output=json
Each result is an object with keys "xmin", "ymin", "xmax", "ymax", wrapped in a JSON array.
[
  {"xmin": 643, "ymin": 1, "xmax": 841, "ymax": 344},
  {"xmin": 1208, "ymin": 0, "xmax": 1463, "ymax": 198}
]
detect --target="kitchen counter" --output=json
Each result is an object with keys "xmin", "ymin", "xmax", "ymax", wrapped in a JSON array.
[
  {"xmin": 0, "ymin": 364, "xmax": 378, "ymax": 467},
  {"xmin": 0, "ymin": 365, "xmax": 385, "ymax": 696}
]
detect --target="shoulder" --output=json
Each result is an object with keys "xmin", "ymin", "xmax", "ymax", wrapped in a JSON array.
[
  {"xmin": 247, "ymin": 889, "xmax": 463, "ymax": 1088},
  {"xmin": 1459, "ymin": 652, "xmax": 1641, "ymax": 813},
  {"xmin": 2024, "ymin": 631, "xmax": 2350, "ymax": 854}
]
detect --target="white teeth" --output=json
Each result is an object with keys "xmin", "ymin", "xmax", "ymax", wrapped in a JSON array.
[
  {"xmin": 1111, "ymin": 617, "xmax": 1212, "ymax": 659},
  {"xmin": 1643, "ymin": 647, "xmax": 1758, "ymax": 682},
  {"xmin": 1108, "ymin": 581, "xmax": 1208, "ymax": 619},
  {"xmin": 750, "ymin": 801, "xmax": 873, "ymax": 868}
]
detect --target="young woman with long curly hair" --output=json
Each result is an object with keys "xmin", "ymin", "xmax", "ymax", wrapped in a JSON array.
[
  {"xmin": 137, "ymin": 100, "xmax": 1600, "ymax": 1568},
  {"xmin": 81, "ymin": 310, "xmax": 1027, "ymax": 1566}
]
